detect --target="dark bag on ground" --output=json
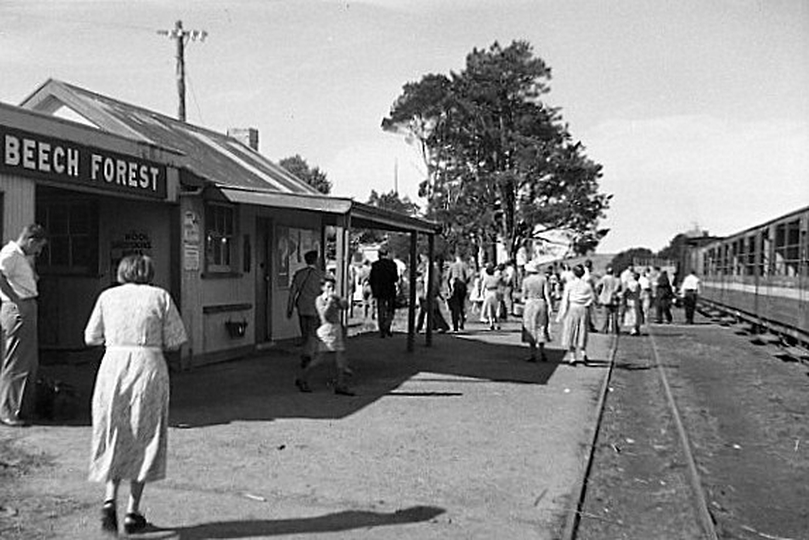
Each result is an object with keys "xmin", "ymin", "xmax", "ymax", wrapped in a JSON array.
[{"xmin": 35, "ymin": 377, "xmax": 79, "ymax": 421}]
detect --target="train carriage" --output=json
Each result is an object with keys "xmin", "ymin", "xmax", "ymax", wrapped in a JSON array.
[{"xmin": 684, "ymin": 205, "xmax": 809, "ymax": 347}]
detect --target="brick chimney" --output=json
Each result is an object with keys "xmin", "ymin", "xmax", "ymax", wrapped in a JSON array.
[{"xmin": 227, "ymin": 127, "xmax": 259, "ymax": 151}]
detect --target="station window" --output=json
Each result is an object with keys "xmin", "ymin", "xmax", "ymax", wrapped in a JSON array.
[
  {"xmin": 774, "ymin": 219, "xmax": 800, "ymax": 277},
  {"xmin": 205, "ymin": 203, "xmax": 236, "ymax": 272},
  {"xmin": 35, "ymin": 199, "xmax": 99, "ymax": 275}
]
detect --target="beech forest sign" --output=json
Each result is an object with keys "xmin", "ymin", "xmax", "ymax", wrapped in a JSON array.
[{"xmin": 1, "ymin": 126, "xmax": 167, "ymax": 199}]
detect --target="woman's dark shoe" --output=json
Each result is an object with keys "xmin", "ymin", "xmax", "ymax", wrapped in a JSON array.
[
  {"xmin": 123, "ymin": 513, "xmax": 148, "ymax": 534},
  {"xmin": 294, "ymin": 378, "xmax": 312, "ymax": 393},
  {"xmin": 334, "ymin": 386, "xmax": 355, "ymax": 396},
  {"xmin": 101, "ymin": 500, "xmax": 117, "ymax": 534}
]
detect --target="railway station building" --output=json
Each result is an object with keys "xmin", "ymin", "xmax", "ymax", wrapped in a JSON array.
[{"xmin": 0, "ymin": 79, "xmax": 438, "ymax": 371}]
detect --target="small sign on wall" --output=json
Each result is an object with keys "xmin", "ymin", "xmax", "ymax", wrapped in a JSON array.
[
  {"xmin": 183, "ymin": 211, "xmax": 201, "ymax": 271},
  {"xmin": 277, "ymin": 226, "xmax": 290, "ymax": 287},
  {"xmin": 184, "ymin": 245, "xmax": 200, "ymax": 271},
  {"xmin": 183, "ymin": 211, "xmax": 200, "ymax": 243},
  {"xmin": 110, "ymin": 229, "xmax": 152, "ymax": 284}
]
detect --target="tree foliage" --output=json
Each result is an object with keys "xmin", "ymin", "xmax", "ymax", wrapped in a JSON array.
[
  {"xmin": 657, "ymin": 233, "xmax": 691, "ymax": 265},
  {"xmin": 279, "ymin": 154, "xmax": 332, "ymax": 194},
  {"xmin": 354, "ymin": 190, "xmax": 422, "ymax": 261},
  {"xmin": 382, "ymin": 40, "xmax": 611, "ymax": 261},
  {"xmin": 366, "ymin": 189, "xmax": 420, "ymax": 216},
  {"xmin": 609, "ymin": 247, "xmax": 655, "ymax": 276}
]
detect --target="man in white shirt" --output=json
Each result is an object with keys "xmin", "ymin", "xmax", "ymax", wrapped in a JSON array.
[
  {"xmin": 680, "ymin": 270, "xmax": 701, "ymax": 324},
  {"xmin": 596, "ymin": 266, "xmax": 623, "ymax": 334},
  {"xmin": 638, "ymin": 270, "xmax": 653, "ymax": 325},
  {"xmin": 0, "ymin": 224, "xmax": 48, "ymax": 427},
  {"xmin": 620, "ymin": 264, "xmax": 635, "ymax": 286}
]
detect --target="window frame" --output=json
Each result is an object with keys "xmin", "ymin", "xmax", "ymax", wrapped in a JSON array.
[
  {"xmin": 204, "ymin": 202, "xmax": 238, "ymax": 274},
  {"xmin": 774, "ymin": 219, "xmax": 800, "ymax": 277},
  {"xmin": 35, "ymin": 197, "xmax": 99, "ymax": 276}
]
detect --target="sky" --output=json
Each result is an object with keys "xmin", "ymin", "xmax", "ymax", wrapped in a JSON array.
[{"xmin": 1, "ymin": 0, "xmax": 807, "ymax": 254}]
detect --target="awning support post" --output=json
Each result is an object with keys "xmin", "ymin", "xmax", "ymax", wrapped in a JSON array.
[{"xmin": 407, "ymin": 231, "xmax": 418, "ymax": 352}]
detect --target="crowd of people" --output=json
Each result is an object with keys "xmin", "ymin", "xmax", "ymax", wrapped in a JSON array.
[
  {"xmin": 0, "ymin": 224, "xmax": 703, "ymax": 535},
  {"xmin": 337, "ymin": 248, "xmax": 701, "ymax": 367}
]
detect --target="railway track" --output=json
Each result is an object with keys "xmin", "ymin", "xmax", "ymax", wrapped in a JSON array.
[
  {"xmin": 568, "ymin": 314, "xmax": 809, "ymax": 540},
  {"xmin": 564, "ymin": 328, "xmax": 717, "ymax": 539}
]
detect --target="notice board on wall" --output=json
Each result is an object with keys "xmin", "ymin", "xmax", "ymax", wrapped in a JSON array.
[{"xmin": 278, "ymin": 226, "xmax": 320, "ymax": 288}]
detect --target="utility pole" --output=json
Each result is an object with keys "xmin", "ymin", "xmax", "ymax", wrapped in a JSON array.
[
  {"xmin": 157, "ymin": 20, "xmax": 207, "ymax": 122},
  {"xmin": 394, "ymin": 158, "xmax": 399, "ymax": 194}
]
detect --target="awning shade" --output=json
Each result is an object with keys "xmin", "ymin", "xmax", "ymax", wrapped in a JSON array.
[
  {"xmin": 220, "ymin": 187, "xmax": 353, "ymax": 215},
  {"xmin": 350, "ymin": 201, "xmax": 440, "ymax": 234},
  {"xmin": 219, "ymin": 188, "xmax": 440, "ymax": 234}
]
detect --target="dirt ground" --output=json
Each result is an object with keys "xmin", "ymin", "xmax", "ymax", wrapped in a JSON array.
[
  {"xmin": 11, "ymin": 306, "xmax": 805, "ymax": 539},
  {"xmin": 579, "ymin": 308, "xmax": 809, "ymax": 540},
  {"xmin": 0, "ymin": 314, "xmax": 611, "ymax": 539},
  {"xmin": 578, "ymin": 327, "xmax": 705, "ymax": 539}
]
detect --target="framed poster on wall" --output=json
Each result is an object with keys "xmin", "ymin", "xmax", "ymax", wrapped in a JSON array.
[
  {"xmin": 287, "ymin": 228, "xmax": 320, "ymax": 286},
  {"xmin": 277, "ymin": 225, "xmax": 289, "ymax": 288}
]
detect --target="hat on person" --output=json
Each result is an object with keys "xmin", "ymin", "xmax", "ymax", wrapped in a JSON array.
[{"xmin": 525, "ymin": 260, "xmax": 540, "ymax": 273}]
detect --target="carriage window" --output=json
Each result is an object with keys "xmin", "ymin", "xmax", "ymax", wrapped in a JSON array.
[
  {"xmin": 774, "ymin": 220, "xmax": 800, "ymax": 277},
  {"xmin": 733, "ymin": 239, "xmax": 744, "ymax": 276},
  {"xmin": 703, "ymin": 248, "xmax": 712, "ymax": 276},
  {"xmin": 745, "ymin": 236, "xmax": 756, "ymax": 276},
  {"xmin": 759, "ymin": 230, "xmax": 770, "ymax": 277}
]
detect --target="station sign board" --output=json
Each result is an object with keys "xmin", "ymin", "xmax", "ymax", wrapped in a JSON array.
[{"xmin": 1, "ymin": 125, "xmax": 167, "ymax": 199}]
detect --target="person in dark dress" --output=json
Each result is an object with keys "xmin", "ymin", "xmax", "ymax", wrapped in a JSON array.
[
  {"xmin": 369, "ymin": 247, "xmax": 399, "ymax": 338},
  {"xmin": 655, "ymin": 271, "xmax": 674, "ymax": 324}
]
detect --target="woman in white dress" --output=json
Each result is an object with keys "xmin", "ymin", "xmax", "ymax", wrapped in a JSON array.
[
  {"xmin": 85, "ymin": 255, "xmax": 187, "ymax": 535},
  {"xmin": 622, "ymin": 272, "xmax": 642, "ymax": 335},
  {"xmin": 556, "ymin": 264, "xmax": 594, "ymax": 365},
  {"xmin": 480, "ymin": 264, "xmax": 503, "ymax": 330}
]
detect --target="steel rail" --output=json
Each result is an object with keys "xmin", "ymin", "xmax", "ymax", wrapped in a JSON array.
[
  {"xmin": 648, "ymin": 327, "xmax": 719, "ymax": 540},
  {"xmin": 561, "ymin": 333, "xmax": 619, "ymax": 540}
]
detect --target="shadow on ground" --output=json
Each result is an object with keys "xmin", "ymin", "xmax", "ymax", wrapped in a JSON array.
[
  {"xmin": 38, "ymin": 322, "xmax": 572, "ymax": 428},
  {"xmin": 139, "ymin": 506, "xmax": 445, "ymax": 539}
]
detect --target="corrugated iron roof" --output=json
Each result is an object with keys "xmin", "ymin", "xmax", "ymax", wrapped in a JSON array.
[
  {"xmin": 20, "ymin": 79, "xmax": 320, "ymax": 195},
  {"xmin": 16, "ymin": 79, "xmax": 440, "ymax": 234}
]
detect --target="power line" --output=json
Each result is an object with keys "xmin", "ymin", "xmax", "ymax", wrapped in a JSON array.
[
  {"xmin": 186, "ymin": 73, "xmax": 205, "ymax": 125},
  {"xmin": 157, "ymin": 20, "xmax": 207, "ymax": 122}
]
